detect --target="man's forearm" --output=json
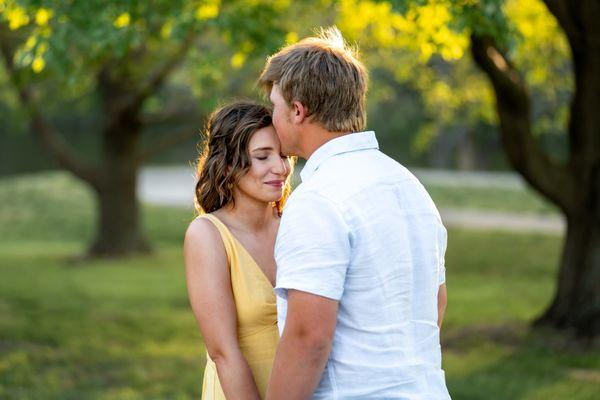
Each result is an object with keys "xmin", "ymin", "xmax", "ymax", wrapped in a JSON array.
[{"xmin": 266, "ymin": 331, "xmax": 331, "ymax": 400}]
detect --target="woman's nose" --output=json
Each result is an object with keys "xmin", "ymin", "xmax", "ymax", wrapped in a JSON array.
[{"xmin": 272, "ymin": 157, "xmax": 288, "ymax": 175}]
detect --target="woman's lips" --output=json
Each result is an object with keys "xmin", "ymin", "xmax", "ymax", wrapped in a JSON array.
[{"xmin": 265, "ymin": 180, "xmax": 284, "ymax": 188}]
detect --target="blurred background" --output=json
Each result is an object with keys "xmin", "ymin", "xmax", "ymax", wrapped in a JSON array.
[{"xmin": 1, "ymin": 0, "xmax": 598, "ymax": 399}]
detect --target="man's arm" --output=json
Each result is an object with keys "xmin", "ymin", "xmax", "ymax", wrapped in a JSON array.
[
  {"xmin": 266, "ymin": 290, "xmax": 338, "ymax": 400},
  {"xmin": 437, "ymin": 283, "xmax": 447, "ymax": 329}
]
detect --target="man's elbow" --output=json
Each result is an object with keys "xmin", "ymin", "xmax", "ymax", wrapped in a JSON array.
[{"xmin": 290, "ymin": 327, "xmax": 334, "ymax": 359}]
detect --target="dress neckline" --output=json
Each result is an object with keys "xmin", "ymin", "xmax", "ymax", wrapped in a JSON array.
[{"xmin": 203, "ymin": 213, "xmax": 276, "ymax": 289}]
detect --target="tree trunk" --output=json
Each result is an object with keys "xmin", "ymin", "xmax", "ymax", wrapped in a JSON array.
[
  {"xmin": 535, "ymin": 212, "xmax": 600, "ymax": 338},
  {"xmin": 471, "ymin": 3, "xmax": 600, "ymax": 338},
  {"xmin": 88, "ymin": 101, "xmax": 151, "ymax": 256},
  {"xmin": 535, "ymin": 30, "xmax": 600, "ymax": 339},
  {"xmin": 0, "ymin": 23, "xmax": 196, "ymax": 258}
]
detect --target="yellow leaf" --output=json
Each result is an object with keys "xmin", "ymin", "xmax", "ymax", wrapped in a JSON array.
[
  {"xmin": 114, "ymin": 12, "xmax": 130, "ymax": 28},
  {"xmin": 285, "ymin": 31, "xmax": 298, "ymax": 44},
  {"xmin": 25, "ymin": 36, "xmax": 37, "ymax": 50},
  {"xmin": 7, "ymin": 7, "xmax": 30, "ymax": 30},
  {"xmin": 160, "ymin": 20, "xmax": 173, "ymax": 39},
  {"xmin": 35, "ymin": 8, "xmax": 52, "ymax": 26},
  {"xmin": 419, "ymin": 42, "xmax": 435, "ymax": 63},
  {"xmin": 32, "ymin": 56, "xmax": 45, "ymax": 73},
  {"xmin": 196, "ymin": 2, "xmax": 219, "ymax": 20},
  {"xmin": 230, "ymin": 52, "xmax": 246, "ymax": 69}
]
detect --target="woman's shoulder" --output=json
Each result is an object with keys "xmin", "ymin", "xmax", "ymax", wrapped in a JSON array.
[
  {"xmin": 184, "ymin": 214, "xmax": 223, "ymax": 249},
  {"xmin": 184, "ymin": 214, "xmax": 232, "ymax": 276}
]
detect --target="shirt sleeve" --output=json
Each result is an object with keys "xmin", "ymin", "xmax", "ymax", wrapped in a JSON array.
[
  {"xmin": 438, "ymin": 223, "xmax": 447, "ymax": 285},
  {"xmin": 274, "ymin": 190, "xmax": 351, "ymax": 302}
]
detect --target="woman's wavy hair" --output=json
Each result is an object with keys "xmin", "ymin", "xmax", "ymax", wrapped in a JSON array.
[{"xmin": 194, "ymin": 101, "xmax": 294, "ymax": 215}]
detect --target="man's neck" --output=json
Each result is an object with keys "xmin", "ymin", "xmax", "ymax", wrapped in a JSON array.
[{"xmin": 299, "ymin": 125, "xmax": 351, "ymax": 160}]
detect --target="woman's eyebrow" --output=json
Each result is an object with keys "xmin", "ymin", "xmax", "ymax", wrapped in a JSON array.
[{"xmin": 251, "ymin": 146, "xmax": 274, "ymax": 152}]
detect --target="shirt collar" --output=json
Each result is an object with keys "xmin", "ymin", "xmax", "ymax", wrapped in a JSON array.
[{"xmin": 300, "ymin": 131, "xmax": 378, "ymax": 182}]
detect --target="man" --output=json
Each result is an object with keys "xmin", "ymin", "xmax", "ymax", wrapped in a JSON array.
[{"xmin": 260, "ymin": 27, "xmax": 450, "ymax": 399}]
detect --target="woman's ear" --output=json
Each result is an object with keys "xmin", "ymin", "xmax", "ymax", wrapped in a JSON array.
[{"xmin": 292, "ymin": 101, "xmax": 307, "ymax": 124}]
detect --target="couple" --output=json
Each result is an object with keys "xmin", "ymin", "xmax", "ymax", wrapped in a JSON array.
[{"xmin": 184, "ymin": 28, "xmax": 451, "ymax": 400}]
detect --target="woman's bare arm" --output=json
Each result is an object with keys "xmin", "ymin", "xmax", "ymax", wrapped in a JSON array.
[{"xmin": 184, "ymin": 218, "xmax": 260, "ymax": 400}]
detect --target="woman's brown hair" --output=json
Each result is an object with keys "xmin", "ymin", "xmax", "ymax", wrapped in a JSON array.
[{"xmin": 194, "ymin": 101, "xmax": 293, "ymax": 215}]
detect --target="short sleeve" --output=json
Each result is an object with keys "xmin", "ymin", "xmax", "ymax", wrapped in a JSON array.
[
  {"xmin": 438, "ymin": 223, "xmax": 447, "ymax": 285},
  {"xmin": 274, "ymin": 191, "xmax": 351, "ymax": 301}
]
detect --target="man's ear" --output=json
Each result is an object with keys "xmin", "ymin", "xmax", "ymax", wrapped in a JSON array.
[{"xmin": 292, "ymin": 101, "xmax": 307, "ymax": 124}]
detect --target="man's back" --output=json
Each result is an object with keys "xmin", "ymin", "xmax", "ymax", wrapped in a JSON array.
[{"xmin": 275, "ymin": 132, "xmax": 450, "ymax": 399}]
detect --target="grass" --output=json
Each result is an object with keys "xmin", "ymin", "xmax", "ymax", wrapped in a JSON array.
[
  {"xmin": 1, "ymin": 172, "xmax": 598, "ymax": 399},
  {"xmin": 425, "ymin": 184, "xmax": 559, "ymax": 215}
]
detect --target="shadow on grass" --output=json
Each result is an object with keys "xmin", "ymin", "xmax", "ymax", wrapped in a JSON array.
[{"xmin": 444, "ymin": 324, "xmax": 600, "ymax": 400}]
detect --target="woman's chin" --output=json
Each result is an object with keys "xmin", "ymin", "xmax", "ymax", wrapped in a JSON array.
[{"xmin": 263, "ymin": 194, "xmax": 284, "ymax": 203}]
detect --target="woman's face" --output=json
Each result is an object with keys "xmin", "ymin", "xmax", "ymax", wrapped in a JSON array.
[{"xmin": 234, "ymin": 125, "xmax": 291, "ymax": 204}]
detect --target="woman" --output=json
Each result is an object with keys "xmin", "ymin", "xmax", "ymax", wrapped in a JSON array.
[{"xmin": 184, "ymin": 101, "xmax": 293, "ymax": 399}]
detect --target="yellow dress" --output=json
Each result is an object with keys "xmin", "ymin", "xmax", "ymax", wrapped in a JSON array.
[{"xmin": 199, "ymin": 214, "xmax": 279, "ymax": 399}]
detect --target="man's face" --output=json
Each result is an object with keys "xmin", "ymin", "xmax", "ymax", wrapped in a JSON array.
[{"xmin": 269, "ymin": 84, "xmax": 296, "ymax": 156}]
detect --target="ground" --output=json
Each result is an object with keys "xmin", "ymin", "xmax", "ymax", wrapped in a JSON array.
[{"xmin": 0, "ymin": 172, "xmax": 598, "ymax": 399}]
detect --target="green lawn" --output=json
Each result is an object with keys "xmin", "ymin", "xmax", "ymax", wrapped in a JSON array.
[
  {"xmin": 425, "ymin": 184, "xmax": 559, "ymax": 215},
  {"xmin": 1, "ymin": 172, "xmax": 598, "ymax": 399}
]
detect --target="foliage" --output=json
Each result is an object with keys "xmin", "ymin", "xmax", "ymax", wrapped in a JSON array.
[
  {"xmin": 0, "ymin": 0, "xmax": 332, "ymax": 170},
  {"xmin": 0, "ymin": 0, "xmax": 308, "ymax": 144},
  {"xmin": 335, "ymin": 0, "xmax": 572, "ymax": 157},
  {"xmin": 0, "ymin": 0, "xmax": 572, "ymax": 173},
  {"xmin": 0, "ymin": 0, "xmax": 289, "ymax": 77}
]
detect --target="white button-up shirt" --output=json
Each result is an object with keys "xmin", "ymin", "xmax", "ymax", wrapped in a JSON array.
[{"xmin": 275, "ymin": 131, "xmax": 450, "ymax": 399}]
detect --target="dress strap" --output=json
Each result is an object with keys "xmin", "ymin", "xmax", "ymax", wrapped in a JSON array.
[{"xmin": 195, "ymin": 214, "xmax": 237, "ymax": 267}]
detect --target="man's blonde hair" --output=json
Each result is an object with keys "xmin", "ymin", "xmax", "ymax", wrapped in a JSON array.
[{"xmin": 259, "ymin": 27, "xmax": 368, "ymax": 133}]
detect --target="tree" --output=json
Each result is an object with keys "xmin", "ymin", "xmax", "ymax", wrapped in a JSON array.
[
  {"xmin": 0, "ymin": 0, "xmax": 291, "ymax": 257},
  {"xmin": 337, "ymin": 0, "xmax": 598, "ymax": 339},
  {"xmin": 469, "ymin": 0, "xmax": 599, "ymax": 339}
]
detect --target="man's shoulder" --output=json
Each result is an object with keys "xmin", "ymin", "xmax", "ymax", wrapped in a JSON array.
[
  {"xmin": 284, "ymin": 185, "xmax": 338, "ymax": 214},
  {"xmin": 313, "ymin": 149, "xmax": 418, "ymax": 193}
]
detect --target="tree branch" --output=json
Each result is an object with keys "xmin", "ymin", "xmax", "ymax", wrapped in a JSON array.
[
  {"xmin": 471, "ymin": 34, "xmax": 575, "ymax": 212},
  {"xmin": 548, "ymin": 0, "xmax": 600, "ymax": 171},
  {"xmin": 0, "ymin": 26, "xmax": 101, "ymax": 188},
  {"xmin": 122, "ymin": 29, "xmax": 197, "ymax": 114}
]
